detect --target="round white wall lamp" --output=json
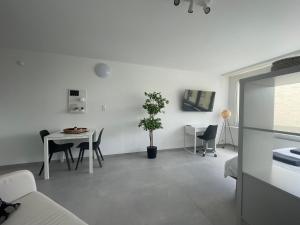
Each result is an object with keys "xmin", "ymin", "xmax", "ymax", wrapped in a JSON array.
[
  {"xmin": 16, "ymin": 60, "xmax": 25, "ymax": 66},
  {"xmin": 95, "ymin": 63, "xmax": 111, "ymax": 78}
]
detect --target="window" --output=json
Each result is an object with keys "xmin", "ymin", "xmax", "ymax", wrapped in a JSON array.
[{"xmin": 274, "ymin": 83, "xmax": 300, "ymax": 133}]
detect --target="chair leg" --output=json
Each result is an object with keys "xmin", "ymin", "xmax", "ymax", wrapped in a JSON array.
[
  {"xmin": 75, "ymin": 149, "xmax": 82, "ymax": 170},
  {"xmin": 39, "ymin": 153, "xmax": 53, "ymax": 176},
  {"xmin": 81, "ymin": 149, "xmax": 85, "ymax": 163},
  {"xmin": 95, "ymin": 149, "xmax": 102, "ymax": 168},
  {"xmin": 49, "ymin": 153, "xmax": 53, "ymax": 163},
  {"xmin": 98, "ymin": 147, "xmax": 104, "ymax": 160},
  {"xmin": 79, "ymin": 149, "xmax": 84, "ymax": 166},
  {"xmin": 64, "ymin": 151, "xmax": 71, "ymax": 171},
  {"xmin": 68, "ymin": 148, "xmax": 74, "ymax": 163},
  {"xmin": 39, "ymin": 163, "xmax": 44, "ymax": 176}
]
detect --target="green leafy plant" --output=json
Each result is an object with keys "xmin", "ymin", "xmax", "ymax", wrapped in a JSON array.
[{"xmin": 138, "ymin": 92, "xmax": 169, "ymax": 147}]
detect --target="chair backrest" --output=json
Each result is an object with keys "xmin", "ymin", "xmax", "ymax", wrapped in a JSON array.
[
  {"xmin": 40, "ymin": 130, "xmax": 50, "ymax": 143},
  {"xmin": 95, "ymin": 128, "xmax": 104, "ymax": 146},
  {"xmin": 39, "ymin": 130, "xmax": 56, "ymax": 147},
  {"xmin": 201, "ymin": 125, "xmax": 218, "ymax": 141}
]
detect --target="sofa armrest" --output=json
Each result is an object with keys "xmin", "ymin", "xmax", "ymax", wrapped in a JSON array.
[{"xmin": 0, "ymin": 170, "xmax": 37, "ymax": 202}]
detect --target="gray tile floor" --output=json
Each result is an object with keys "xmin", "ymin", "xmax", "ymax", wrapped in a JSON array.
[{"xmin": 0, "ymin": 148, "xmax": 238, "ymax": 225}]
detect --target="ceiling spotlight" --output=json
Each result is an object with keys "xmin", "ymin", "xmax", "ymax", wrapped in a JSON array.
[
  {"xmin": 203, "ymin": 5, "xmax": 211, "ymax": 14},
  {"xmin": 174, "ymin": 0, "xmax": 180, "ymax": 6},
  {"xmin": 174, "ymin": 0, "xmax": 212, "ymax": 15},
  {"xmin": 188, "ymin": 0, "xmax": 194, "ymax": 13}
]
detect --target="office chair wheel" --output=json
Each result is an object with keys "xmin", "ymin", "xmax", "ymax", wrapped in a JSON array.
[{"xmin": 214, "ymin": 154, "xmax": 217, "ymax": 157}]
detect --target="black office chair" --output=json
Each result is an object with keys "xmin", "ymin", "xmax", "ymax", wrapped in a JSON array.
[
  {"xmin": 39, "ymin": 130, "xmax": 74, "ymax": 176},
  {"xmin": 75, "ymin": 128, "xmax": 104, "ymax": 170},
  {"xmin": 197, "ymin": 125, "xmax": 218, "ymax": 157}
]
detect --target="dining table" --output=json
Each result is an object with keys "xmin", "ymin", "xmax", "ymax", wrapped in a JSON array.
[{"xmin": 43, "ymin": 129, "xmax": 96, "ymax": 180}]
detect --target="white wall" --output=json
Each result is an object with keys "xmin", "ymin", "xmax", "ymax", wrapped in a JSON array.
[{"xmin": 0, "ymin": 49, "xmax": 228, "ymax": 166}]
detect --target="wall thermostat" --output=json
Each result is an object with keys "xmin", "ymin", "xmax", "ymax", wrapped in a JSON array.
[{"xmin": 68, "ymin": 89, "xmax": 87, "ymax": 113}]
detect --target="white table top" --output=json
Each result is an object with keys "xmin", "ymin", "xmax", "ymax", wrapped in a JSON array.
[{"xmin": 46, "ymin": 129, "xmax": 95, "ymax": 140}]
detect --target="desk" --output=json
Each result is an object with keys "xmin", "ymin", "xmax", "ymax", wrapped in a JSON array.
[
  {"xmin": 43, "ymin": 130, "xmax": 96, "ymax": 180},
  {"xmin": 184, "ymin": 125, "xmax": 206, "ymax": 154}
]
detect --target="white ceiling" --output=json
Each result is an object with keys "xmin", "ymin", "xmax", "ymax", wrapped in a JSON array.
[{"xmin": 1, "ymin": 0, "xmax": 300, "ymax": 75}]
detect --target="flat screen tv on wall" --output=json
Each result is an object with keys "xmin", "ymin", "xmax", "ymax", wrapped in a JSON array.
[{"xmin": 182, "ymin": 90, "xmax": 216, "ymax": 112}]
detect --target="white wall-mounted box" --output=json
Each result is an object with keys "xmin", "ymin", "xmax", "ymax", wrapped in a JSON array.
[{"xmin": 68, "ymin": 89, "xmax": 87, "ymax": 113}]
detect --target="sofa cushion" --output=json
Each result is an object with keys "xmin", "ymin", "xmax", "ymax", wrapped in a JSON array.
[
  {"xmin": 4, "ymin": 192, "xmax": 87, "ymax": 225},
  {"xmin": 0, "ymin": 198, "xmax": 20, "ymax": 224}
]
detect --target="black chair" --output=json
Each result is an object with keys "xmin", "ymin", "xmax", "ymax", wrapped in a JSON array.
[
  {"xmin": 39, "ymin": 130, "xmax": 74, "ymax": 176},
  {"xmin": 197, "ymin": 125, "xmax": 218, "ymax": 157},
  {"xmin": 75, "ymin": 128, "xmax": 104, "ymax": 170}
]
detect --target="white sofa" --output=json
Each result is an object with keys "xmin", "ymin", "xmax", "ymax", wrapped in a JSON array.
[{"xmin": 0, "ymin": 170, "xmax": 88, "ymax": 225}]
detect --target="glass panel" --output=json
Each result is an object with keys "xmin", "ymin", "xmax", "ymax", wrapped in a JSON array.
[
  {"xmin": 243, "ymin": 71, "xmax": 300, "ymax": 133},
  {"xmin": 274, "ymin": 82, "xmax": 300, "ymax": 133},
  {"xmin": 242, "ymin": 129, "xmax": 274, "ymax": 177},
  {"xmin": 242, "ymin": 128, "xmax": 300, "ymax": 197},
  {"xmin": 242, "ymin": 71, "xmax": 300, "ymax": 197},
  {"xmin": 243, "ymin": 78, "xmax": 275, "ymax": 130}
]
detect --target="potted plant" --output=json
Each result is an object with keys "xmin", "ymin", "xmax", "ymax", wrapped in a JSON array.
[{"xmin": 138, "ymin": 92, "xmax": 169, "ymax": 159}]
